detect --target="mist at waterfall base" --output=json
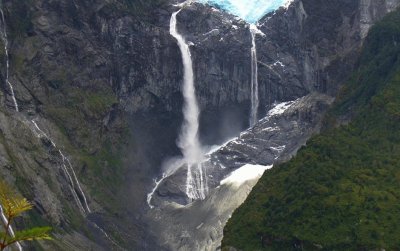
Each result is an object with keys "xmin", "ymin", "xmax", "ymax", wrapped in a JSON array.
[
  {"xmin": 198, "ymin": 0, "xmax": 293, "ymax": 23},
  {"xmin": 148, "ymin": 7, "xmax": 249, "ymax": 205},
  {"xmin": 170, "ymin": 9, "xmax": 209, "ymax": 201}
]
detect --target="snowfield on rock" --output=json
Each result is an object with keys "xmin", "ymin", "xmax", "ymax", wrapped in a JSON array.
[{"xmin": 220, "ymin": 164, "xmax": 273, "ymax": 187}]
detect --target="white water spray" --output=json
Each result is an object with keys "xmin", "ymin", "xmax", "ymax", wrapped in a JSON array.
[
  {"xmin": 170, "ymin": 7, "xmax": 207, "ymax": 201},
  {"xmin": 31, "ymin": 120, "xmax": 91, "ymax": 215},
  {"xmin": 249, "ymin": 24, "xmax": 259, "ymax": 126},
  {"xmin": 170, "ymin": 9, "xmax": 202, "ymax": 163},
  {"xmin": 0, "ymin": 7, "xmax": 18, "ymax": 112}
]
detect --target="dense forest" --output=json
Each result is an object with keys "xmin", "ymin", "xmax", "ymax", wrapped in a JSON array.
[{"xmin": 223, "ymin": 7, "xmax": 400, "ymax": 250}]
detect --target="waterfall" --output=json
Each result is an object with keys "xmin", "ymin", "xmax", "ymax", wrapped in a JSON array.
[
  {"xmin": 147, "ymin": 173, "xmax": 166, "ymax": 209},
  {"xmin": 170, "ymin": 8, "xmax": 207, "ymax": 201},
  {"xmin": 31, "ymin": 120, "xmax": 91, "ymax": 215},
  {"xmin": 0, "ymin": 205, "xmax": 22, "ymax": 251},
  {"xmin": 0, "ymin": 7, "xmax": 18, "ymax": 112},
  {"xmin": 249, "ymin": 24, "xmax": 259, "ymax": 126},
  {"xmin": 31, "ymin": 120, "xmax": 120, "ymax": 248},
  {"xmin": 170, "ymin": 9, "xmax": 202, "ymax": 164},
  {"xmin": 0, "ymin": 5, "xmax": 21, "ymax": 250}
]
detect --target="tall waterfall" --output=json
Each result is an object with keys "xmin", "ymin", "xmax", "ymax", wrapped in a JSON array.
[
  {"xmin": 31, "ymin": 123, "xmax": 120, "ymax": 248},
  {"xmin": 0, "ymin": 7, "xmax": 18, "ymax": 112},
  {"xmin": 170, "ymin": 8, "xmax": 208, "ymax": 200},
  {"xmin": 249, "ymin": 24, "xmax": 259, "ymax": 126}
]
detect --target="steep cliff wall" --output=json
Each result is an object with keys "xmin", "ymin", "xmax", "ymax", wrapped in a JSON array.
[
  {"xmin": 146, "ymin": 0, "xmax": 400, "ymax": 250},
  {"xmin": 0, "ymin": 0, "xmax": 398, "ymax": 250},
  {"xmin": 223, "ymin": 8, "xmax": 400, "ymax": 249}
]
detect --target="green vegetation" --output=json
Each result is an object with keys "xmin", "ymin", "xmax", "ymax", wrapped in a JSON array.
[
  {"xmin": 0, "ymin": 180, "xmax": 52, "ymax": 250},
  {"xmin": 78, "ymin": 141, "xmax": 125, "ymax": 212},
  {"xmin": 222, "ymin": 8, "xmax": 400, "ymax": 251},
  {"xmin": 44, "ymin": 85, "xmax": 125, "ymax": 212}
]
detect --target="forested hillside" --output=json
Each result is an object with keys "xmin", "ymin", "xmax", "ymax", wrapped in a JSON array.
[{"xmin": 223, "ymin": 8, "xmax": 400, "ymax": 250}]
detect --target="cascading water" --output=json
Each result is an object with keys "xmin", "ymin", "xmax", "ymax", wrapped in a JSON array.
[
  {"xmin": 1, "ymin": 205, "xmax": 22, "ymax": 251},
  {"xmin": 0, "ymin": 5, "xmax": 21, "ymax": 250},
  {"xmin": 0, "ymin": 8, "xmax": 92, "ymax": 216},
  {"xmin": 31, "ymin": 120, "xmax": 91, "ymax": 215},
  {"xmin": 170, "ymin": 9, "xmax": 202, "ymax": 166},
  {"xmin": 0, "ymin": 5, "xmax": 93, "ymax": 227},
  {"xmin": 31, "ymin": 120, "xmax": 123, "ymax": 248},
  {"xmin": 0, "ymin": 4, "xmax": 120, "ymax": 249},
  {"xmin": 0, "ymin": 6, "xmax": 18, "ymax": 112},
  {"xmin": 249, "ymin": 24, "xmax": 259, "ymax": 126},
  {"xmin": 170, "ymin": 7, "xmax": 208, "ymax": 201}
]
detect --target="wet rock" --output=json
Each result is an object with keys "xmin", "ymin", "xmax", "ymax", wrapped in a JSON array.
[{"xmin": 0, "ymin": 0, "xmax": 399, "ymax": 250}]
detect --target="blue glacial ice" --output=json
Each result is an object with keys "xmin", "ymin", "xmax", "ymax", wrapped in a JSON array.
[{"xmin": 197, "ymin": 0, "xmax": 293, "ymax": 23}]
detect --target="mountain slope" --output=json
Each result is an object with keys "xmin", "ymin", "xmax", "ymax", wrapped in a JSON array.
[
  {"xmin": 0, "ymin": 0, "xmax": 399, "ymax": 250},
  {"xmin": 222, "ymin": 8, "xmax": 400, "ymax": 250}
]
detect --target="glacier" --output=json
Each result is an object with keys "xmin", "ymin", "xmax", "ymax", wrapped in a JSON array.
[{"xmin": 198, "ymin": 0, "xmax": 293, "ymax": 23}]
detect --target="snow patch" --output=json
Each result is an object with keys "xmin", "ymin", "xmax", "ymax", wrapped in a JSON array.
[
  {"xmin": 273, "ymin": 60, "xmax": 285, "ymax": 67},
  {"xmin": 267, "ymin": 99, "xmax": 298, "ymax": 116},
  {"xmin": 261, "ymin": 126, "xmax": 280, "ymax": 132},
  {"xmin": 270, "ymin": 145, "xmax": 286, "ymax": 152},
  {"xmin": 205, "ymin": 137, "xmax": 237, "ymax": 155},
  {"xmin": 220, "ymin": 164, "xmax": 273, "ymax": 187}
]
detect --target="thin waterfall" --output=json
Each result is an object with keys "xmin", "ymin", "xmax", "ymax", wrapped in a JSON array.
[
  {"xmin": 0, "ymin": 7, "xmax": 18, "ymax": 112},
  {"xmin": 31, "ymin": 120, "xmax": 91, "ymax": 215},
  {"xmin": 170, "ymin": 7, "xmax": 207, "ymax": 201},
  {"xmin": 0, "ymin": 4, "xmax": 21, "ymax": 250},
  {"xmin": 249, "ymin": 24, "xmax": 259, "ymax": 126},
  {"xmin": 0, "ymin": 4, "xmax": 119, "ymax": 248},
  {"xmin": 147, "ymin": 173, "xmax": 166, "ymax": 209},
  {"xmin": 32, "ymin": 120, "xmax": 119, "ymax": 247},
  {"xmin": 0, "ymin": 205, "xmax": 23, "ymax": 251}
]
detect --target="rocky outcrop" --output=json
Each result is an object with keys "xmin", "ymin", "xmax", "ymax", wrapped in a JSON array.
[
  {"xmin": 146, "ymin": 0, "xmax": 400, "ymax": 249},
  {"xmin": 359, "ymin": 0, "xmax": 400, "ymax": 38},
  {"xmin": 0, "ymin": 0, "xmax": 399, "ymax": 250},
  {"xmin": 148, "ymin": 93, "xmax": 334, "ymax": 250},
  {"xmin": 150, "ymin": 93, "xmax": 334, "ymax": 206},
  {"xmin": 0, "ymin": 109, "xmax": 109, "ymax": 250}
]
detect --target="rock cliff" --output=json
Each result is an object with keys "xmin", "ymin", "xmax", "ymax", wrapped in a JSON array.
[{"xmin": 0, "ymin": 0, "xmax": 398, "ymax": 250}]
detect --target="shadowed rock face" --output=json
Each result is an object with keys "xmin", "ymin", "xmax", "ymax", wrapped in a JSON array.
[
  {"xmin": 150, "ymin": 93, "xmax": 334, "ymax": 207},
  {"xmin": 148, "ymin": 93, "xmax": 334, "ymax": 250},
  {"xmin": 146, "ymin": 0, "xmax": 400, "ymax": 249},
  {"xmin": 0, "ymin": 0, "xmax": 399, "ymax": 250}
]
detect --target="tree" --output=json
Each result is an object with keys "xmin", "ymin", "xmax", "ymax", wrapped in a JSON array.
[{"xmin": 0, "ymin": 180, "xmax": 52, "ymax": 251}]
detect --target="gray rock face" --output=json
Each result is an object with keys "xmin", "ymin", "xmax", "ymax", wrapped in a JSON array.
[
  {"xmin": 150, "ymin": 93, "xmax": 333, "ymax": 206},
  {"xmin": 145, "ymin": 0, "xmax": 400, "ymax": 249},
  {"xmin": 0, "ymin": 0, "xmax": 399, "ymax": 250},
  {"xmin": 359, "ymin": 0, "xmax": 400, "ymax": 38},
  {"xmin": 148, "ymin": 93, "xmax": 334, "ymax": 250},
  {"xmin": 0, "ymin": 110, "xmax": 108, "ymax": 250}
]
